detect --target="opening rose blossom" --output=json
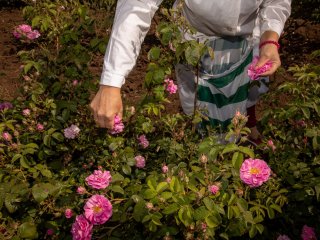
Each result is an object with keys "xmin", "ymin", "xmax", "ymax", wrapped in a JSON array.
[
  {"xmin": 64, "ymin": 124, "xmax": 80, "ymax": 139},
  {"xmin": 85, "ymin": 170, "xmax": 112, "ymax": 189},
  {"xmin": 65, "ymin": 208, "xmax": 73, "ymax": 219},
  {"xmin": 77, "ymin": 186, "xmax": 86, "ymax": 194},
  {"xmin": 138, "ymin": 134, "xmax": 149, "ymax": 148},
  {"xmin": 84, "ymin": 195, "xmax": 113, "ymax": 225},
  {"xmin": 208, "ymin": 184, "xmax": 220, "ymax": 195},
  {"xmin": 162, "ymin": 165, "xmax": 168, "ymax": 174},
  {"xmin": 135, "ymin": 155, "xmax": 146, "ymax": 168},
  {"xmin": 240, "ymin": 158, "xmax": 271, "ymax": 188},
  {"xmin": 71, "ymin": 215, "xmax": 93, "ymax": 240}
]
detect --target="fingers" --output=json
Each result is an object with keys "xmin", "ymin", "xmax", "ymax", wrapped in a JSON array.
[{"xmin": 89, "ymin": 86, "xmax": 122, "ymax": 129}]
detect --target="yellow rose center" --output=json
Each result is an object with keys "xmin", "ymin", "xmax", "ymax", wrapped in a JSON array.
[
  {"xmin": 93, "ymin": 205, "xmax": 102, "ymax": 214},
  {"xmin": 250, "ymin": 167, "xmax": 260, "ymax": 175}
]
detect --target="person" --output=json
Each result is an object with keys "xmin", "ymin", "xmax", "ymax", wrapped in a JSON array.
[{"xmin": 90, "ymin": 0, "xmax": 291, "ymax": 142}]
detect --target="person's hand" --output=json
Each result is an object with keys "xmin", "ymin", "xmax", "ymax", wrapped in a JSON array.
[
  {"xmin": 90, "ymin": 85, "xmax": 122, "ymax": 129},
  {"xmin": 256, "ymin": 30, "xmax": 281, "ymax": 76},
  {"xmin": 256, "ymin": 43, "xmax": 281, "ymax": 76}
]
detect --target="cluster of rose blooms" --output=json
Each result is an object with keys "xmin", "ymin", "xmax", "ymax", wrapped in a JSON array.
[
  {"xmin": 13, "ymin": 24, "xmax": 40, "ymax": 40},
  {"xmin": 64, "ymin": 170, "xmax": 114, "ymax": 240}
]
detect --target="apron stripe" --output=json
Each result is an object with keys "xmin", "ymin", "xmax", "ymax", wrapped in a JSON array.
[
  {"xmin": 198, "ymin": 82, "xmax": 249, "ymax": 108},
  {"xmin": 204, "ymin": 51, "xmax": 253, "ymax": 88}
]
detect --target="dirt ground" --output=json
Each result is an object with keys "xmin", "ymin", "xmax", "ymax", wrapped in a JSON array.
[{"xmin": 0, "ymin": 8, "xmax": 320, "ymax": 117}]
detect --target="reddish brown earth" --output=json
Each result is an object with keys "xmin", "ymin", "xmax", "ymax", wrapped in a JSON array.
[
  {"xmin": 0, "ymin": 8, "xmax": 320, "ymax": 118},
  {"xmin": 0, "ymin": 9, "xmax": 24, "ymax": 100}
]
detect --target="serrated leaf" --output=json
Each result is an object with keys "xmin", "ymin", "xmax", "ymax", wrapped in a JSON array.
[
  {"xmin": 110, "ymin": 185, "xmax": 124, "ymax": 195},
  {"xmin": 156, "ymin": 182, "xmax": 168, "ymax": 193},
  {"xmin": 203, "ymin": 197, "xmax": 214, "ymax": 211},
  {"xmin": 18, "ymin": 222, "xmax": 38, "ymax": 239},
  {"xmin": 112, "ymin": 173, "xmax": 125, "ymax": 182},
  {"xmin": 122, "ymin": 165, "xmax": 131, "ymax": 175},
  {"xmin": 239, "ymin": 146, "xmax": 254, "ymax": 158},
  {"xmin": 163, "ymin": 203, "xmax": 180, "ymax": 215}
]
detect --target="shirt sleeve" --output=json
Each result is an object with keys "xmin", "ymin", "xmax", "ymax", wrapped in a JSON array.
[
  {"xmin": 100, "ymin": 0, "xmax": 163, "ymax": 88},
  {"xmin": 259, "ymin": 0, "xmax": 291, "ymax": 37}
]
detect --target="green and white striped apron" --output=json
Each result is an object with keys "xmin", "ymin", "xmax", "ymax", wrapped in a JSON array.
[{"xmin": 176, "ymin": 36, "xmax": 268, "ymax": 130}]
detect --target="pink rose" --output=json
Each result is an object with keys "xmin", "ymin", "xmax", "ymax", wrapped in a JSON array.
[
  {"xmin": 135, "ymin": 155, "xmax": 145, "ymax": 168},
  {"xmin": 110, "ymin": 115, "xmax": 124, "ymax": 134},
  {"xmin": 267, "ymin": 140, "xmax": 276, "ymax": 152},
  {"xmin": 2, "ymin": 132, "xmax": 12, "ymax": 141},
  {"xmin": 64, "ymin": 124, "xmax": 80, "ymax": 139},
  {"xmin": 138, "ymin": 135, "xmax": 149, "ymax": 148},
  {"xmin": 22, "ymin": 108, "xmax": 31, "ymax": 116},
  {"xmin": 162, "ymin": 165, "xmax": 168, "ymax": 174},
  {"xmin": 71, "ymin": 215, "xmax": 93, "ymax": 240},
  {"xmin": 240, "ymin": 158, "xmax": 271, "ymax": 188},
  {"xmin": 247, "ymin": 56, "xmax": 272, "ymax": 80},
  {"xmin": 46, "ymin": 229, "xmax": 54, "ymax": 236},
  {"xmin": 208, "ymin": 185, "xmax": 220, "ymax": 195},
  {"xmin": 277, "ymin": 235, "xmax": 291, "ymax": 240},
  {"xmin": 164, "ymin": 78, "xmax": 178, "ymax": 94},
  {"xmin": 84, "ymin": 195, "xmax": 113, "ymax": 225},
  {"xmin": 301, "ymin": 225, "xmax": 317, "ymax": 240},
  {"xmin": 85, "ymin": 170, "xmax": 112, "ymax": 190},
  {"xmin": 72, "ymin": 80, "xmax": 79, "ymax": 86},
  {"xmin": 65, "ymin": 208, "xmax": 73, "ymax": 219},
  {"xmin": 36, "ymin": 123, "xmax": 44, "ymax": 131}
]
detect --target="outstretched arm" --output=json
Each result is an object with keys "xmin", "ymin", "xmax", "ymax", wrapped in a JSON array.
[
  {"xmin": 90, "ymin": 0, "xmax": 163, "ymax": 129},
  {"xmin": 256, "ymin": 0, "xmax": 291, "ymax": 75}
]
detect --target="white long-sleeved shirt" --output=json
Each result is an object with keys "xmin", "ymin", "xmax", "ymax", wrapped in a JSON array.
[{"xmin": 100, "ymin": 0, "xmax": 291, "ymax": 88}]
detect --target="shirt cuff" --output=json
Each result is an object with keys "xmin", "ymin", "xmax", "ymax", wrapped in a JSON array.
[
  {"xmin": 100, "ymin": 71, "xmax": 125, "ymax": 88},
  {"xmin": 260, "ymin": 20, "xmax": 283, "ymax": 38}
]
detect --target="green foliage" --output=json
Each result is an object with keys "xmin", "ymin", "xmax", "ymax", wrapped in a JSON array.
[{"xmin": 1, "ymin": 0, "xmax": 319, "ymax": 239}]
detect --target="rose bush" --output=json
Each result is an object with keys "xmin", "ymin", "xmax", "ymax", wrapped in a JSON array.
[{"xmin": 0, "ymin": 0, "xmax": 319, "ymax": 239}]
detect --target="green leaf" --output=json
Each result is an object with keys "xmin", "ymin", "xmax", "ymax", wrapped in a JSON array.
[
  {"xmin": 163, "ymin": 203, "xmax": 180, "ymax": 215},
  {"xmin": 270, "ymin": 204, "xmax": 282, "ymax": 213},
  {"xmin": 160, "ymin": 191, "xmax": 172, "ymax": 200},
  {"xmin": 256, "ymin": 224, "xmax": 264, "ymax": 234},
  {"xmin": 205, "ymin": 215, "xmax": 219, "ymax": 228},
  {"xmin": 148, "ymin": 47, "xmax": 161, "ymax": 61},
  {"xmin": 267, "ymin": 206, "xmax": 275, "ymax": 219},
  {"xmin": 238, "ymin": 146, "xmax": 254, "ymax": 158},
  {"xmin": 110, "ymin": 185, "xmax": 125, "ymax": 195},
  {"xmin": 231, "ymin": 152, "xmax": 244, "ymax": 171},
  {"xmin": 32, "ymin": 183, "xmax": 53, "ymax": 203},
  {"xmin": 249, "ymin": 225, "xmax": 257, "ymax": 238},
  {"xmin": 133, "ymin": 201, "xmax": 147, "ymax": 222},
  {"xmin": 40, "ymin": 168, "xmax": 52, "ymax": 178},
  {"xmin": 12, "ymin": 154, "xmax": 23, "ymax": 163},
  {"xmin": 156, "ymin": 182, "xmax": 168, "ymax": 193},
  {"xmin": 52, "ymin": 132, "xmax": 64, "ymax": 142},
  {"xmin": 18, "ymin": 222, "xmax": 38, "ymax": 239},
  {"xmin": 122, "ymin": 165, "xmax": 131, "ymax": 175},
  {"xmin": 20, "ymin": 157, "xmax": 31, "ymax": 168},
  {"xmin": 222, "ymin": 143, "xmax": 239, "ymax": 155},
  {"xmin": 236, "ymin": 198, "xmax": 248, "ymax": 212},
  {"xmin": 143, "ymin": 189, "xmax": 157, "ymax": 199},
  {"xmin": 112, "ymin": 173, "xmax": 125, "ymax": 182},
  {"xmin": 194, "ymin": 206, "xmax": 210, "ymax": 221},
  {"xmin": 203, "ymin": 197, "xmax": 214, "ymax": 211}
]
